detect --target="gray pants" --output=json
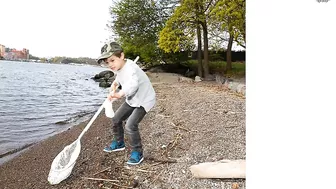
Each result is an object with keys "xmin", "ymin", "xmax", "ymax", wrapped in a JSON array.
[{"xmin": 112, "ymin": 102, "xmax": 146, "ymax": 153}]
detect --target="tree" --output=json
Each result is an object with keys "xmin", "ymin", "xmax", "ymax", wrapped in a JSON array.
[
  {"xmin": 109, "ymin": 0, "xmax": 177, "ymax": 65},
  {"xmin": 159, "ymin": 0, "xmax": 214, "ymax": 77},
  {"xmin": 210, "ymin": 0, "xmax": 245, "ymax": 71},
  {"xmin": 158, "ymin": 17, "xmax": 196, "ymax": 53},
  {"xmin": 29, "ymin": 54, "xmax": 40, "ymax": 60}
]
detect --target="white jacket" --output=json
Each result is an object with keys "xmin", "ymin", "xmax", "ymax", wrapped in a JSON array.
[{"xmin": 113, "ymin": 59, "xmax": 156, "ymax": 112}]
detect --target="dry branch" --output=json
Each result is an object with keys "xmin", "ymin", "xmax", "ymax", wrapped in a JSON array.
[
  {"xmin": 124, "ymin": 166, "xmax": 155, "ymax": 173},
  {"xmin": 82, "ymin": 177, "xmax": 119, "ymax": 183},
  {"xmin": 82, "ymin": 177, "xmax": 134, "ymax": 189},
  {"xmin": 146, "ymin": 156, "xmax": 178, "ymax": 163},
  {"xmin": 93, "ymin": 167, "xmax": 111, "ymax": 176}
]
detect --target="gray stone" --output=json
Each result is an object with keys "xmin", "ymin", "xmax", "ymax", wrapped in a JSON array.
[
  {"xmin": 203, "ymin": 74, "xmax": 215, "ymax": 81},
  {"xmin": 185, "ymin": 70, "xmax": 196, "ymax": 77},
  {"xmin": 215, "ymin": 74, "xmax": 226, "ymax": 84},
  {"xmin": 98, "ymin": 70, "xmax": 114, "ymax": 78},
  {"xmin": 99, "ymin": 81, "xmax": 111, "ymax": 88},
  {"xmin": 107, "ymin": 76, "xmax": 115, "ymax": 83},
  {"xmin": 195, "ymin": 76, "xmax": 202, "ymax": 82},
  {"xmin": 96, "ymin": 78, "xmax": 106, "ymax": 82},
  {"xmin": 104, "ymin": 73, "xmax": 111, "ymax": 80},
  {"xmin": 237, "ymin": 84, "xmax": 246, "ymax": 93}
]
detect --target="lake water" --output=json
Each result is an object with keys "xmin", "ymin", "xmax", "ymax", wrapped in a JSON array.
[{"xmin": 0, "ymin": 60, "xmax": 109, "ymax": 165}]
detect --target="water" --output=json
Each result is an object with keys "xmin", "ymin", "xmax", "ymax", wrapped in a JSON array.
[{"xmin": 0, "ymin": 60, "xmax": 109, "ymax": 165}]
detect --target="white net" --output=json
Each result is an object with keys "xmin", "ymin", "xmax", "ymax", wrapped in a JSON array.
[{"xmin": 48, "ymin": 140, "xmax": 81, "ymax": 184}]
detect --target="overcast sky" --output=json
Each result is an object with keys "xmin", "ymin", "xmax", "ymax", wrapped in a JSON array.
[{"xmin": 0, "ymin": 0, "xmax": 112, "ymax": 58}]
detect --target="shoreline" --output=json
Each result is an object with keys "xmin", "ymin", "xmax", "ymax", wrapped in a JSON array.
[
  {"xmin": 0, "ymin": 110, "xmax": 97, "ymax": 166},
  {"xmin": 0, "ymin": 73, "xmax": 246, "ymax": 188}
]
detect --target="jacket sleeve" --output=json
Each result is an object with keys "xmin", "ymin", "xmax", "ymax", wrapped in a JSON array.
[{"xmin": 120, "ymin": 69, "xmax": 139, "ymax": 96}]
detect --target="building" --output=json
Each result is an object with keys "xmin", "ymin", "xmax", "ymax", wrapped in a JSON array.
[
  {"xmin": 0, "ymin": 44, "xmax": 5, "ymax": 57},
  {"xmin": 0, "ymin": 44, "xmax": 29, "ymax": 60}
]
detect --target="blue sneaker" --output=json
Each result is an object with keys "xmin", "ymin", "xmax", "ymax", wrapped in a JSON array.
[
  {"xmin": 127, "ymin": 151, "xmax": 144, "ymax": 165},
  {"xmin": 103, "ymin": 140, "xmax": 125, "ymax": 152}
]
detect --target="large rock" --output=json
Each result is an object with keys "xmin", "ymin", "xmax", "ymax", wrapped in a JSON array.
[
  {"xmin": 214, "ymin": 73, "xmax": 245, "ymax": 96},
  {"xmin": 185, "ymin": 69, "xmax": 196, "ymax": 78},
  {"xmin": 99, "ymin": 81, "xmax": 112, "ymax": 88},
  {"xmin": 92, "ymin": 70, "xmax": 114, "ymax": 81},
  {"xmin": 107, "ymin": 76, "xmax": 116, "ymax": 83},
  {"xmin": 96, "ymin": 78, "xmax": 106, "ymax": 82},
  {"xmin": 104, "ymin": 73, "xmax": 112, "ymax": 80},
  {"xmin": 215, "ymin": 74, "xmax": 227, "ymax": 84},
  {"xmin": 92, "ymin": 70, "xmax": 115, "ymax": 89},
  {"xmin": 98, "ymin": 70, "xmax": 114, "ymax": 78}
]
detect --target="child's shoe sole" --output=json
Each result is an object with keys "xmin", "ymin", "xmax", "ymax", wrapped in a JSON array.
[
  {"xmin": 103, "ymin": 147, "xmax": 125, "ymax": 153},
  {"xmin": 126, "ymin": 157, "xmax": 144, "ymax": 165}
]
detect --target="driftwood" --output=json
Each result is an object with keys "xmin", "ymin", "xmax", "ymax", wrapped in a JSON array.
[{"xmin": 190, "ymin": 159, "xmax": 245, "ymax": 179}]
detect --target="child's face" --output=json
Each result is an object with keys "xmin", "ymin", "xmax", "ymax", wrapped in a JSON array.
[{"xmin": 105, "ymin": 53, "xmax": 125, "ymax": 71}]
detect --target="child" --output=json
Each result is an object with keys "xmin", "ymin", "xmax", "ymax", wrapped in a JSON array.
[{"xmin": 97, "ymin": 42, "xmax": 156, "ymax": 165}]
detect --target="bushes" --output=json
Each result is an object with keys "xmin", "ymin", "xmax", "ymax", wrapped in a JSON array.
[{"xmin": 183, "ymin": 60, "xmax": 245, "ymax": 77}]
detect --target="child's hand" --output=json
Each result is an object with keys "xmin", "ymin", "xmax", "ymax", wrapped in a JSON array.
[
  {"xmin": 111, "ymin": 81, "xmax": 118, "ymax": 92},
  {"xmin": 107, "ymin": 91, "xmax": 117, "ymax": 101},
  {"xmin": 107, "ymin": 91, "xmax": 124, "ymax": 101}
]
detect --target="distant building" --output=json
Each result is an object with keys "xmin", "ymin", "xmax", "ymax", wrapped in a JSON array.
[
  {"xmin": 0, "ymin": 44, "xmax": 5, "ymax": 57},
  {"xmin": 0, "ymin": 44, "xmax": 29, "ymax": 60}
]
